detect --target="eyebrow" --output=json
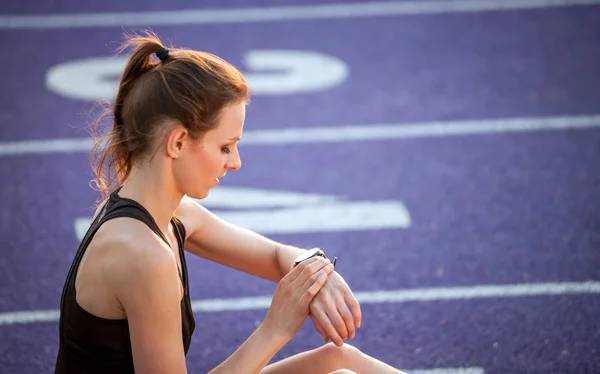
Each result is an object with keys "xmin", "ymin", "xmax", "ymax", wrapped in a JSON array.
[{"xmin": 228, "ymin": 137, "xmax": 241, "ymax": 141}]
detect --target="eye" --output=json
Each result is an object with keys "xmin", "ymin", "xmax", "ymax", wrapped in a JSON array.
[{"xmin": 221, "ymin": 146, "xmax": 231, "ymax": 154}]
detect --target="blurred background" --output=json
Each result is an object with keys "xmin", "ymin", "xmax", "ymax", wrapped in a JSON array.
[{"xmin": 1, "ymin": 1, "xmax": 600, "ymax": 373}]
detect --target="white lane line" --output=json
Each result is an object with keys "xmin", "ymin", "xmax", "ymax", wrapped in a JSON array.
[
  {"xmin": 0, "ymin": 138, "xmax": 94, "ymax": 156},
  {"xmin": 1, "ymin": 0, "xmax": 599, "ymax": 29},
  {"xmin": 241, "ymin": 114, "xmax": 600, "ymax": 144},
  {"xmin": 1, "ymin": 281, "xmax": 599, "ymax": 325},
  {"xmin": 1, "ymin": 115, "xmax": 599, "ymax": 157}
]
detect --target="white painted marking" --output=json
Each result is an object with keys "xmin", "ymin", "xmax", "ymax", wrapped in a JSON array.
[
  {"xmin": 201, "ymin": 186, "xmax": 339, "ymax": 208},
  {"xmin": 244, "ymin": 50, "xmax": 348, "ymax": 95},
  {"xmin": 1, "ymin": 115, "xmax": 599, "ymax": 157},
  {"xmin": 240, "ymin": 115, "xmax": 600, "ymax": 144},
  {"xmin": 0, "ymin": 138, "xmax": 95, "ymax": 156},
  {"xmin": 45, "ymin": 51, "xmax": 349, "ymax": 101},
  {"xmin": 45, "ymin": 57, "xmax": 121, "ymax": 102},
  {"xmin": 0, "ymin": 310, "xmax": 60, "ymax": 325},
  {"xmin": 73, "ymin": 187, "xmax": 411, "ymax": 239},
  {"xmin": 352, "ymin": 282, "xmax": 600, "ymax": 302},
  {"xmin": 0, "ymin": 0, "xmax": 598, "ymax": 29},
  {"xmin": 411, "ymin": 369, "xmax": 485, "ymax": 374},
  {"xmin": 214, "ymin": 201, "xmax": 410, "ymax": 234},
  {"xmin": 1, "ymin": 281, "xmax": 599, "ymax": 325}
]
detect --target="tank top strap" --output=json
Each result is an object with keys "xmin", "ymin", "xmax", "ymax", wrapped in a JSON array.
[
  {"xmin": 170, "ymin": 214, "xmax": 190, "ymax": 293},
  {"xmin": 170, "ymin": 214, "xmax": 186, "ymax": 253},
  {"xmin": 102, "ymin": 189, "xmax": 171, "ymax": 247}
]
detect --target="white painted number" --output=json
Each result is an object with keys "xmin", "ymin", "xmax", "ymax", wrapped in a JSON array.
[
  {"xmin": 243, "ymin": 50, "xmax": 348, "ymax": 95},
  {"xmin": 45, "ymin": 50, "xmax": 348, "ymax": 101}
]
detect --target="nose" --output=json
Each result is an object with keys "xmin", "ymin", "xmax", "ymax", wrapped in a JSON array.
[{"xmin": 226, "ymin": 153, "xmax": 242, "ymax": 171}]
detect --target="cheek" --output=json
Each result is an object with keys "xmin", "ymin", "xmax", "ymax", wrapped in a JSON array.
[
  {"xmin": 172, "ymin": 150, "xmax": 200, "ymax": 181},
  {"xmin": 172, "ymin": 155, "xmax": 208, "ymax": 198},
  {"xmin": 175, "ymin": 147, "xmax": 221, "ymax": 181},
  {"xmin": 200, "ymin": 148, "xmax": 226, "ymax": 173}
]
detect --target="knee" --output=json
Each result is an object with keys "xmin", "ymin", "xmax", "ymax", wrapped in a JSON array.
[{"xmin": 320, "ymin": 342, "xmax": 362, "ymax": 366}]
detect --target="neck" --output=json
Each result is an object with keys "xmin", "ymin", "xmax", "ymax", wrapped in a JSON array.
[{"xmin": 117, "ymin": 160, "xmax": 183, "ymax": 235}]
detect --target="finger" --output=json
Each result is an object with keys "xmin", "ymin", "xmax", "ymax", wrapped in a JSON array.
[
  {"xmin": 300, "ymin": 261, "xmax": 334, "ymax": 290},
  {"xmin": 293, "ymin": 258, "xmax": 331, "ymax": 287},
  {"xmin": 337, "ymin": 299, "xmax": 356, "ymax": 340},
  {"xmin": 285, "ymin": 257, "xmax": 322, "ymax": 283},
  {"xmin": 314, "ymin": 309, "xmax": 344, "ymax": 347},
  {"xmin": 303, "ymin": 265, "xmax": 333, "ymax": 300},
  {"xmin": 327, "ymin": 307, "xmax": 349, "ymax": 343},
  {"xmin": 298, "ymin": 264, "xmax": 334, "ymax": 296},
  {"xmin": 345, "ymin": 292, "xmax": 363, "ymax": 328},
  {"xmin": 310, "ymin": 313, "xmax": 329, "ymax": 342}
]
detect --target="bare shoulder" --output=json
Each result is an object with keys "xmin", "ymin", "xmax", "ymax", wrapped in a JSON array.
[{"xmin": 92, "ymin": 217, "xmax": 180, "ymax": 298}]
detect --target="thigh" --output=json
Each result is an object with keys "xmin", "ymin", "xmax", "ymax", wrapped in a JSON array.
[{"xmin": 260, "ymin": 343, "xmax": 353, "ymax": 374}]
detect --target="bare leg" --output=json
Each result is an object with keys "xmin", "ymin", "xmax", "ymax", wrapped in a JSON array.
[{"xmin": 259, "ymin": 342, "xmax": 406, "ymax": 374}]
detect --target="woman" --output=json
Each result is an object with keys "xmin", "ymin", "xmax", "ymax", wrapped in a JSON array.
[{"xmin": 55, "ymin": 31, "xmax": 405, "ymax": 374}]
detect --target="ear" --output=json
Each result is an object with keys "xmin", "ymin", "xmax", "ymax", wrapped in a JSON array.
[{"xmin": 165, "ymin": 126, "xmax": 189, "ymax": 160}]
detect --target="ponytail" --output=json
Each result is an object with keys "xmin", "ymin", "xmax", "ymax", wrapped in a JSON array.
[{"xmin": 90, "ymin": 31, "xmax": 168, "ymax": 202}]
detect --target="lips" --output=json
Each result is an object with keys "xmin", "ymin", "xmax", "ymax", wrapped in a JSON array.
[{"xmin": 214, "ymin": 173, "xmax": 226, "ymax": 185}]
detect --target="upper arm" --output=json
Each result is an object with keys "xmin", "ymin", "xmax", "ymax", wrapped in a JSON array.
[
  {"xmin": 107, "ymin": 235, "xmax": 187, "ymax": 374},
  {"xmin": 175, "ymin": 195, "xmax": 283, "ymax": 282}
]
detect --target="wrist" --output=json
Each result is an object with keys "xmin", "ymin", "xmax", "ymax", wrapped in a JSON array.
[
  {"xmin": 293, "ymin": 247, "xmax": 337, "ymax": 269},
  {"xmin": 257, "ymin": 321, "xmax": 291, "ymax": 347},
  {"xmin": 276, "ymin": 245, "xmax": 307, "ymax": 278}
]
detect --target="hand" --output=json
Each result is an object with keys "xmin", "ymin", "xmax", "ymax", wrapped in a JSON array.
[
  {"xmin": 308, "ymin": 271, "xmax": 362, "ymax": 347},
  {"xmin": 262, "ymin": 257, "xmax": 335, "ymax": 342}
]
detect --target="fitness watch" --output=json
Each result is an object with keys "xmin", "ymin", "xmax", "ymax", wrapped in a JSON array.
[{"xmin": 293, "ymin": 248, "xmax": 337, "ymax": 268}]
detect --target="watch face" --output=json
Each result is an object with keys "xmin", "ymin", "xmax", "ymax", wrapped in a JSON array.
[{"xmin": 294, "ymin": 248, "xmax": 323, "ymax": 264}]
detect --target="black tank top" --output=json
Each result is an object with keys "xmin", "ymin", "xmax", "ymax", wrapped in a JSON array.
[{"xmin": 55, "ymin": 189, "xmax": 196, "ymax": 373}]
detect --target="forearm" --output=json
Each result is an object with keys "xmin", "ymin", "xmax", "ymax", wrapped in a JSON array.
[
  {"xmin": 275, "ymin": 244, "xmax": 307, "ymax": 279},
  {"xmin": 208, "ymin": 324, "xmax": 288, "ymax": 374}
]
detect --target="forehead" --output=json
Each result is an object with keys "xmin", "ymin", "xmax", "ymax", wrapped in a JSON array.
[{"xmin": 212, "ymin": 102, "xmax": 245, "ymax": 138}]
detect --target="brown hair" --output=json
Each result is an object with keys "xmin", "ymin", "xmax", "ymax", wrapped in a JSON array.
[{"xmin": 90, "ymin": 30, "xmax": 249, "ymax": 202}]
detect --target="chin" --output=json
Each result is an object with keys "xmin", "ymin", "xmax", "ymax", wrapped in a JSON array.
[{"xmin": 185, "ymin": 188, "xmax": 211, "ymax": 200}]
